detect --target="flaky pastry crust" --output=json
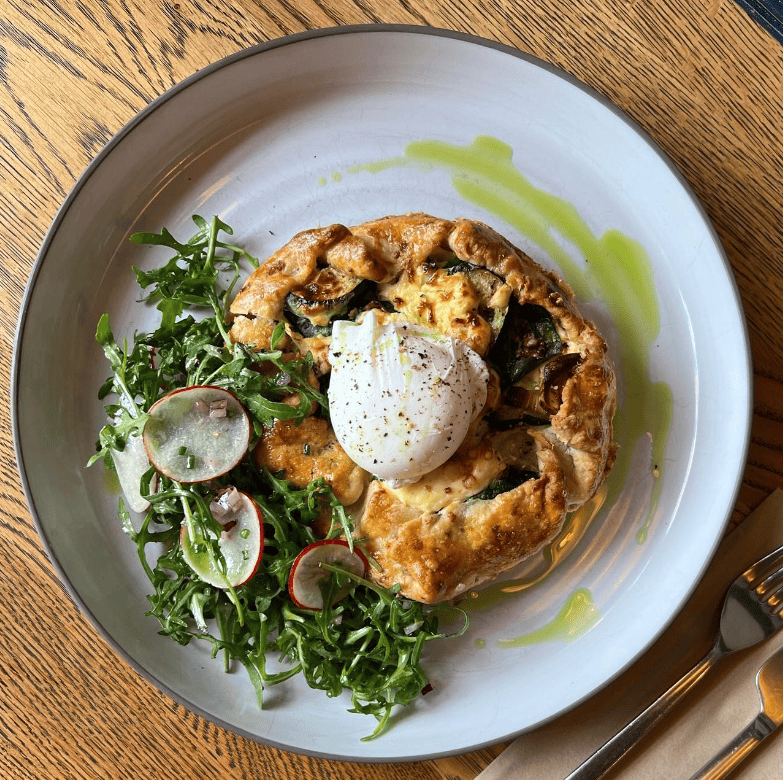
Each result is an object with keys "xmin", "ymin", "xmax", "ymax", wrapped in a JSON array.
[{"xmin": 230, "ymin": 213, "xmax": 618, "ymax": 603}]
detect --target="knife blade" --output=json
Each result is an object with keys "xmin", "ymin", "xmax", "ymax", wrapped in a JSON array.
[{"xmin": 687, "ymin": 645, "xmax": 783, "ymax": 780}]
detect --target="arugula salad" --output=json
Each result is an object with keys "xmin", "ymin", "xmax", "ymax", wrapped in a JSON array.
[{"xmin": 89, "ymin": 215, "xmax": 467, "ymax": 740}]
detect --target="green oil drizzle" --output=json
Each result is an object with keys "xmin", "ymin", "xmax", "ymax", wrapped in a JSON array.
[
  {"xmin": 349, "ymin": 135, "xmax": 672, "ymax": 541},
  {"xmin": 497, "ymin": 588, "xmax": 600, "ymax": 648},
  {"xmin": 318, "ymin": 172, "xmax": 344, "ymax": 186},
  {"xmin": 103, "ymin": 460, "xmax": 121, "ymax": 494}
]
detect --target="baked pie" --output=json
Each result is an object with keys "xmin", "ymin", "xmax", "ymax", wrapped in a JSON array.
[{"xmin": 229, "ymin": 213, "xmax": 618, "ymax": 603}]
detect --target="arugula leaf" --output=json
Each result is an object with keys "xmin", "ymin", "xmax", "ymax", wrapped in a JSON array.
[
  {"xmin": 90, "ymin": 215, "xmax": 467, "ymax": 740},
  {"xmin": 131, "ymin": 214, "xmax": 258, "ymax": 340}
]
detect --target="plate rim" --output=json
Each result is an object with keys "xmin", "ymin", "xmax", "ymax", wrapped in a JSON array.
[{"xmin": 11, "ymin": 23, "xmax": 754, "ymax": 763}]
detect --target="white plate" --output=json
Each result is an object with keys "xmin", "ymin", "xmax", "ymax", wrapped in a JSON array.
[{"xmin": 12, "ymin": 26, "xmax": 751, "ymax": 761}]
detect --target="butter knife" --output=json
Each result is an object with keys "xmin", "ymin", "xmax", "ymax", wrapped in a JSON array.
[{"xmin": 687, "ymin": 646, "xmax": 783, "ymax": 780}]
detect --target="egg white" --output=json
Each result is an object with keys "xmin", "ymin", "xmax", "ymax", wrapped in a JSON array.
[{"xmin": 328, "ymin": 310, "xmax": 488, "ymax": 486}]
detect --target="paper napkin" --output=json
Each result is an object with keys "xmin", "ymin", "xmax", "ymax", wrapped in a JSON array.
[{"xmin": 477, "ymin": 489, "xmax": 783, "ymax": 780}]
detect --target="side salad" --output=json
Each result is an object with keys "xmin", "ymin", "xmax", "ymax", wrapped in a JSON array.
[{"xmin": 89, "ymin": 215, "xmax": 467, "ymax": 740}]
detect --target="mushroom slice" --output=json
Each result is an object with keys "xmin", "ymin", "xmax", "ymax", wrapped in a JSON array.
[
  {"xmin": 489, "ymin": 301, "xmax": 564, "ymax": 384},
  {"xmin": 489, "ymin": 426, "xmax": 541, "ymax": 472},
  {"xmin": 503, "ymin": 352, "xmax": 582, "ymax": 418}
]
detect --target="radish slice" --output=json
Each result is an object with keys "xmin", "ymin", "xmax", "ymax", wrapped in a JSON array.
[
  {"xmin": 288, "ymin": 540, "xmax": 369, "ymax": 610},
  {"xmin": 180, "ymin": 489, "xmax": 263, "ymax": 588},
  {"xmin": 143, "ymin": 386, "xmax": 251, "ymax": 483},
  {"xmin": 112, "ymin": 431, "xmax": 157, "ymax": 513}
]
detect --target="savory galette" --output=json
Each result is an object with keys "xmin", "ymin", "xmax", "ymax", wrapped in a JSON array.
[{"xmin": 229, "ymin": 213, "xmax": 617, "ymax": 603}]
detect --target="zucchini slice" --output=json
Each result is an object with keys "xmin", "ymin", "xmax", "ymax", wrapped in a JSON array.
[
  {"xmin": 283, "ymin": 304, "xmax": 331, "ymax": 338},
  {"xmin": 287, "ymin": 268, "xmax": 366, "ymax": 324},
  {"xmin": 284, "ymin": 268, "xmax": 370, "ymax": 336}
]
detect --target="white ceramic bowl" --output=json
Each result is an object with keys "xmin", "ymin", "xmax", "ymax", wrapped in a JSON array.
[{"xmin": 12, "ymin": 26, "xmax": 751, "ymax": 761}]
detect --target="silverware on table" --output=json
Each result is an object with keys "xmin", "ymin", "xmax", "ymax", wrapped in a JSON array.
[
  {"xmin": 686, "ymin": 645, "xmax": 783, "ymax": 780},
  {"xmin": 564, "ymin": 543, "xmax": 783, "ymax": 780}
]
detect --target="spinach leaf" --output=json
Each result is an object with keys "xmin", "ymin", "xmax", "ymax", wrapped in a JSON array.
[{"xmin": 472, "ymin": 468, "xmax": 538, "ymax": 501}]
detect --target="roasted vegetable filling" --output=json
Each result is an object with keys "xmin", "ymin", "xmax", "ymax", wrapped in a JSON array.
[
  {"xmin": 489, "ymin": 300, "xmax": 564, "ymax": 385},
  {"xmin": 281, "ymin": 252, "xmax": 583, "ymax": 504}
]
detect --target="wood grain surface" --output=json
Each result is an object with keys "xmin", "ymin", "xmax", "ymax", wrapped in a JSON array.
[{"xmin": 2, "ymin": 1, "xmax": 783, "ymax": 778}]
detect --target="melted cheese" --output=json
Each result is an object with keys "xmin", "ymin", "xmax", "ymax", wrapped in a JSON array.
[
  {"xmin": 379, "ymin": 267, "xmax": 493, "ymax": 356},
  {"xmin": 387, "ymin": 438, "xmax": 505, "ymax": 512}
]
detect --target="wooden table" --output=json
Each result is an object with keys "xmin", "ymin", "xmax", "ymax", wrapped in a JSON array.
[{"xmin": 2, "ymin": 1, "xmax": 783, "ymax": 778}]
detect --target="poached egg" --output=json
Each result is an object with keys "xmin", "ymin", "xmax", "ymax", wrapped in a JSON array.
[{"xmin": 328, "ymin": 310, "xmax": 489, "ymax": 487}]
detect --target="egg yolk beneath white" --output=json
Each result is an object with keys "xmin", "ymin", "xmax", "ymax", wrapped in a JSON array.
[{"xmin": 328, "ymin": 310, "xmax": 489, "ymax": 487}]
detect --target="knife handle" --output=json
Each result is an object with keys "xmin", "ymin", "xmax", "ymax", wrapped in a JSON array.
[
  {"xmin": 686, "ymin": 713, "xmax": 777, "ymax": 780},
  {"xmin": 564, "ymin": 645, "xmax": 723, "ymax": 780}
]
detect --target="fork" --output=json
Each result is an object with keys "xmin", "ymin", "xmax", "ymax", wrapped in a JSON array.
[
  {"xmin": 564, "ymin": 543, "xmax": 783, "ymax": 780},
  {"xmin": 686, "ymin": 644, "xmax": 783, "ymax": 780}
]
